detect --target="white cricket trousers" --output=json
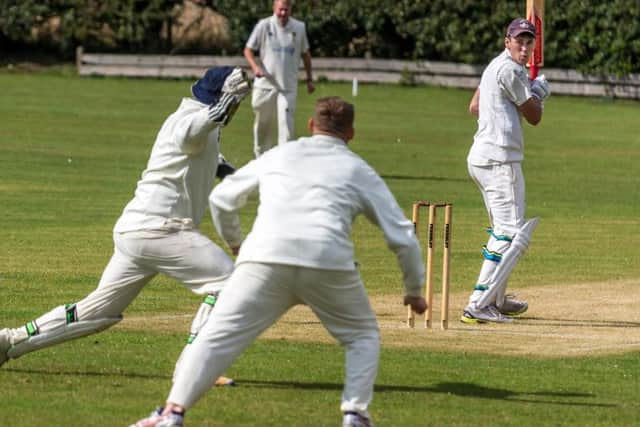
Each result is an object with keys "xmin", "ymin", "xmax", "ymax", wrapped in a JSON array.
[
  {"xmin": 169, "ymin": 262, "xmax": 380, "ymax": 418},
  {"xmin": 16, "ymin": 229, "xmax": 233, "ymax": 344},
  {"xmin": 468, "ymin": 162, "xmax": 526, "ymax": 237},
  {"xmin": 468, "ymin": 162, "xmax": 525, "ymax": 291},
  {"xmin": 251, "ymin": 87, "xmax": 297, "ymax": 157}
]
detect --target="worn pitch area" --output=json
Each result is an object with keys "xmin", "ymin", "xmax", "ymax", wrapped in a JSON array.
[{"xmin": 123, "ymin": 280, "xmax": 640, "ymax": 358}]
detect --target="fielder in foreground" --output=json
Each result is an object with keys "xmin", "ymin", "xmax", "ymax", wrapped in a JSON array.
[
  {"xmin": 0, "ymin": 67, "xmax": 250, "ymax": 386},
  {"xmin": 130, "ymin": 97, "xmax": 427, "ymax": 427},
  {"xmin": 462, "ymin": 18, "xmax": 550, "ymax": 324}
]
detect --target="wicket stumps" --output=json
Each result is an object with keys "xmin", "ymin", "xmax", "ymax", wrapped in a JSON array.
[{"xmin": 408, "ymin": 201, "xmax": 452, "ymax": 330}]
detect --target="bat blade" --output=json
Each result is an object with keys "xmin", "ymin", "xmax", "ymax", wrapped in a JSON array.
[{"xmin": 526, "ymin": 0, "xmax": 545, "ymax": 79}]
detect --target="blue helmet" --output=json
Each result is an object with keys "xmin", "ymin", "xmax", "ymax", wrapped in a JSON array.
[{"xmin": 191, "ymin": 66, "xmax": 235, "ymax": 104}]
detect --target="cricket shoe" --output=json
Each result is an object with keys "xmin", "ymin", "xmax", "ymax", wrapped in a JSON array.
[
  {"xmin": 130, "ymin": 408, "xmax": 184, "ymax": 427},
  {"xmin": 215, "ymin": 375, "xmax": 236, "ymax": 386},
  {"xmin": 0, "ymin": 328, "xmax": 11, "ymax": 367},
  {"xmin": 497, "ymin": 294, "xmax": 528, "ymax": 316},
  {"xmin": 343, "ymin": 412, "xmax": 375, "ymax": 427},
  {"xmin": 461, "ymin": 304, "xmax": 513, "ymax": 324}
]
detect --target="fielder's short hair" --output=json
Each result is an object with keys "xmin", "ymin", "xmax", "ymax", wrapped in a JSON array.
[{"xmin": 314, "ymin": 96, "xmax": 354, "ymax": 137}]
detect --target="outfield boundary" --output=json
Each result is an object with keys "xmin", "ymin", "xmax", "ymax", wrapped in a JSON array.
[{"xmin": 76, "ymin": 46, "xmax": 640, "ymax": 100}]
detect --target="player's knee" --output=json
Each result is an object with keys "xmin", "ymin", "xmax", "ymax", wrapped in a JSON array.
[{"xmin": 483, "ymin": 229, "xmax": 513, "ymax": 263}]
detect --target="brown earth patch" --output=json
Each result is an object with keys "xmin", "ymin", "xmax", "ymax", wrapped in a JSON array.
[{"xmin": 122, "ymin": 280, "xmax": 640, "ymax": 358}]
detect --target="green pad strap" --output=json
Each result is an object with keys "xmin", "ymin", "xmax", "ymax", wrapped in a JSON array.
[{"xmin": 25, "ymin": 321, "xmax": 39, "ymax": 337}]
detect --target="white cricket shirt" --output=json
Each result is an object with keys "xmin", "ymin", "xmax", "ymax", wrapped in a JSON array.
[
  {"xmin": 209, "ymin": 134, "xmax": 425, "ymax": 297},
  {"xmin": 114, "ymin": 98, "xmax": 221, "ymax": 232},
  {"xmin": 245, "ymin": 15, "xmax": 310, "ymax": 92},
  {"xmin": 467, "ymin": 49, "xmax": 534, "ymax": 165}
]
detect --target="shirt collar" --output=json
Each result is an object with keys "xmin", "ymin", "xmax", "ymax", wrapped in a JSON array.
[
  {"xmin": 271, "ymin": 14, "xmax": 291, "ymax": 30},
  {"xmin": 311, "ymin": 133, "xmax": 347, "ymax": 146}
]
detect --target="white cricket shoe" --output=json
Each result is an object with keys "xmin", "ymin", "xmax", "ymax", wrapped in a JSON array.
[
  {"xmin": 343, "ymin": 412, "xmax": 375, "ymax": 427},
  {"xmin": 0, "ymin": 328, "xmax": 11, "ymax": 367},
  {"xmin": 497, "ymin": 295, "xmax": 528, "ymax": 316},
  {"xmin": 130, "ymin": 408, "xmax": 184, "ymax": 427},
  {"xmin": 461, "ymin": 304, "xmax": 513, "ymax": 324}
]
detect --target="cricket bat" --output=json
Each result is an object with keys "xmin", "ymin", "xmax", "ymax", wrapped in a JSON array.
[{"xmin": 526, "ymin": 0, "xmax": 544, "ymax": 79}]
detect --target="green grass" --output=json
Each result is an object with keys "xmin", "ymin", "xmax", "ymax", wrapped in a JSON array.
[{"xmin": 0, "ymin": 70, "xmax": 639, "ymax": 426}]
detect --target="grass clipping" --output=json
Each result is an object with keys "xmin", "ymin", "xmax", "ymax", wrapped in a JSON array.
[{"xmin": 123, "ymin": 280, "xmax": 640, "ymax": 358}]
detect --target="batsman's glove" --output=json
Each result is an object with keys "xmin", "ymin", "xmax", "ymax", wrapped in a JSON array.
[{"xmin": 531, "ymin": 74, "xmax": 551, "ymax": 101}]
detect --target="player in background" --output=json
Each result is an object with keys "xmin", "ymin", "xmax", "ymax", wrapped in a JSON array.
[
  {"xmin": 129, "ymin": 96, "xmax": 427, "ymax": 427},
  {"xmin": 0, "ymin": 67, "xmax": 250, "ymax": 386},
  {"xmin": 462, "ymin": 18, "xmax": 551, "ymax": 323},
  {"xmin": 243, "ymin": 0, "xmax": 315, "ymax": 157}
]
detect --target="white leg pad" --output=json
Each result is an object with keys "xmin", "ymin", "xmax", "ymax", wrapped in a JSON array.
[
  {"xmin": 173, "ymin": 293, "xmax": 218, "ymax": 381},
  {"xmin": 7, "ymin": 306, "xmax": 121, "ymax": 359},
  {"xmin": 475, "ymin": 218, "xmax": 540, "ymax": 309}
]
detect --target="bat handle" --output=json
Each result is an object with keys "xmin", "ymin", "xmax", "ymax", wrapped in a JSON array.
[{"xmin": 530, "ymin": 63, "xmax": 539, "ymax": 80}]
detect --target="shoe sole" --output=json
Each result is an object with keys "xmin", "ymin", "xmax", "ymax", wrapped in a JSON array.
[
  {"xmin": 460, "ymin": 311, "xmax": 514, "ymax": 324},
  {"xmin": 499, "ymin": 309, "xmax": 528, "ymax": 316},
  {"xmin": 498, "ymin": 305, "xmax": 528, "ymax": 316},
  {"xmin": 460, "ymin": 313, "xmax": 487, "ymax": 324}
]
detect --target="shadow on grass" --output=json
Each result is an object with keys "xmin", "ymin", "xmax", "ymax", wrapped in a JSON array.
[
  {"xmin": 4, "ymin": 369, "xmax": 615, "ymax": 408},
  {"xmin": 381, "ymin": 174, "xmax": 467, "ymax": 182},
  {"xmin": 240, "ymin": 379, "xmax": 615, "ymax": 408},
  {"xmin": 517, "ymin": 317, "xmax": 640, "ymax": 328}
]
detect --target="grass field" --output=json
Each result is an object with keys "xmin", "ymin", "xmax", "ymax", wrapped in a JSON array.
[{"xmin": 0, "ymin": 69, "xmax": 639, "ymax": 427}]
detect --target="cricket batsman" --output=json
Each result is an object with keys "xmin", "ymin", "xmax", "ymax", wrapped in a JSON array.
[{"xmin": 462, "ymin": 18, "xmax": 550, "ymax": 323}]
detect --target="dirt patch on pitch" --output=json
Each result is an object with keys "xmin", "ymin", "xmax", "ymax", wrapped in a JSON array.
[{"xmin": 123, "ymin": 280, "xmax": 640, "ymax": 358}]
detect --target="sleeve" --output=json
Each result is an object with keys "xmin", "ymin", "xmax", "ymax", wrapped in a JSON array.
[
  {"xmin": 301, "ymin": 22, "xmax": 310, "ymax": 53},
  {"xmin": 208, "ymin": 159, "xmax": 261, "ymax": 248},
  {"xmin": 245, "ymin": 20, "xmax": 264, "ymax": 51},
  {"xmin": 359, "ymin": 167, "xmax": 425, "ymax": 297},
  {"xmin": 497, "ymin": 64, "xmax": 533, "ymax": 106},
  {"xmin": 173, "ymin": 109, "xmax": 219, "ymax": 153}
]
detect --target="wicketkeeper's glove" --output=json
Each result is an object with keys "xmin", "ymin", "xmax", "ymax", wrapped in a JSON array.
[
  {"xmin": 208, "ymin": 67, "xmax": 251, "ymax": 126},
  {"xmin": 216, "ymin": 153, "xmax": 236, "ymax": 180},
  {"xmin": 222, "ymin": 67, "xmax": 251, "ymax": 97},
  {"xmin": 531, "ymin": 74, "xmax": 551, "ymax": 101}
]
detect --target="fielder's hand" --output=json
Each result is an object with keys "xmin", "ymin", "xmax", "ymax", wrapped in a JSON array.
[
  {"xmin": 404, "ymin": 295, "xmax": 427, "ymax": 315},
  {"xmin": 531, "ymin": 74, "xmax": 551, "ymax": 101}
]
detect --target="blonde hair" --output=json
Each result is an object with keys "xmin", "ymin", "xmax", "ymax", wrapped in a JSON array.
[{"xmin": 314, "ymin": 96, "xmax": 354, "ymax": 137}]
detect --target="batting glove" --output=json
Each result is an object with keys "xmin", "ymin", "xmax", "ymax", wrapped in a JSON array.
[
  {"xmin": 221, "ymin": 67, "xmax": 251, "ymax": 97},
  {"xmin": 531, "ymin": 74, "xmax": 551, "ymax": 101}
]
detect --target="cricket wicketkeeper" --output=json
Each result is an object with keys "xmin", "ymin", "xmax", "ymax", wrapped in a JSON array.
[{"xmin": 0, "ymin": 67, "xmax": 250, "ymax": 386}]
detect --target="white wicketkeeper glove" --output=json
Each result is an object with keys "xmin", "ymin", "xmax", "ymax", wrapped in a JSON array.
[
  {"xmin": 208, "ymin": 92, "xmax": 245, "ymax": 126},
  {"xmin": 221, "ymin": 67, "xmax": 251, "ymax": 97},
  {"xmin": 531, "ymin": 74, "xmax": 551, "ymax": 101}
]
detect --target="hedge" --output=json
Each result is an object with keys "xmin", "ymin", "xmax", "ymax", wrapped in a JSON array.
[{"xmin": 1, "ymin": 0, "xmax": 639, "ymax": 75}]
